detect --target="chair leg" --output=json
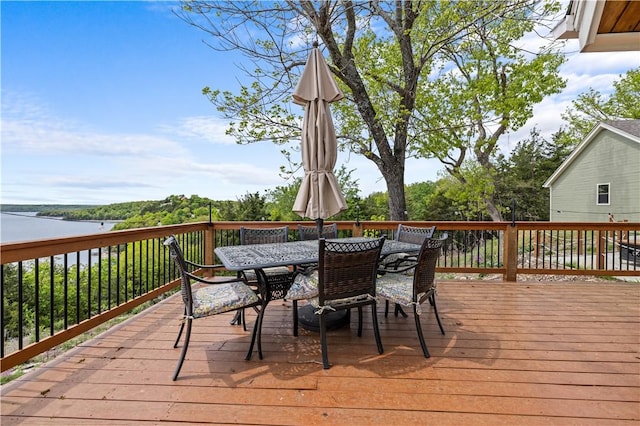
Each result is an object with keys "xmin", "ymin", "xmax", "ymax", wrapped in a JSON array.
[
  {"xmin": 414, "ymin": 305, "xmax": 430, "ymax": 358},
  {"xmin": 357, "ymin": 307, "xmax": 363, "ymax": 337},
  {"xmin": 293, "ymin": 300, "xmax": 299, "ymax": 337},
  {"xmin": 371, "ymin": 303, "xmax": 384, "ymax": 354},
  {"xmin": 384, "ymin": 300, "xmax": 390, "ymax": 318},
  {"xmin": 320, "ymin": 313, "xmax": 330, "ymax": 369},
  {"xmin": 173, "ymin": 318, "xmax": 192, "ymax": 380},
  {"xmin": 245, "ymin": 315, "xmax": 258, "ymax": 361},
  {"xmin": 394, "ymin": 303, "xmax": 408, "ymax": 318},
  {"xmin": 431, "ymin": 293, "xmax": 445, "ymax": 335},
  {"xmin": 230, "ymin": 310, "xmax": 242, "ymax": 326},
  {"xmin": 173, "ymin": 309, "xmax": 186, "ymax": 348},
  {"xmin": 245, "ymin": 303, "xmax": 266, "ymax": 361}
]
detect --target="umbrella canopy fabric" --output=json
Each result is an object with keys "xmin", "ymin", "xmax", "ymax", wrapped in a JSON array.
[{"xmin": 292, "ymin": 48, "xmax": 347, "ymax": 221}]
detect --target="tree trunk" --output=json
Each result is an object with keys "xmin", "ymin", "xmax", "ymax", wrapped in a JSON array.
[
  {"xmin": 484, "ymin": 195, "xmax": 504, "ymax": 222},
  {"xmin": 381, "ymin": 166, "xmax": 408, "ymax": 221}
]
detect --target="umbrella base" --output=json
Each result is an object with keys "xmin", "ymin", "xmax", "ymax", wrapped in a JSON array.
[{"xmin": 298, "ymin": 304, "xmax": 350, "ymax": 332}]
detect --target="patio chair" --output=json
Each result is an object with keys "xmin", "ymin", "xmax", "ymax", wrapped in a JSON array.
[
  {"xmin": 381, "ymin": 224, "xmax": 436, "ymax": 318},
  {"xmin": 309, "ymin": 237, "xmax": 386, "ymax": 369},
  {"xmin": 291, "ymin": 223, "xmax": 339, "ymax": 335},
  {"xmin": 297, "ymin": 223, "xmax": 338, "ymax": 241},
  {"xmin": 382, "ymin": 224, "xmax": 436, "ymax": 269},
  {"xmin": 233, "ymin": 226, "xmax": 293, "ymax": 330},
  {"xmin": 376, "ymin": 233, "xmax": 447, "ymax": 358},
  {"xmin": 164, "ymin": 235, "xmax": 262, "ymax": 380}
]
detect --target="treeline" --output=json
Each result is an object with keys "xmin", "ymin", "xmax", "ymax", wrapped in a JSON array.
[{"xmin": 0, "ymin": 205, "xmax": 95, "ymax": 213}]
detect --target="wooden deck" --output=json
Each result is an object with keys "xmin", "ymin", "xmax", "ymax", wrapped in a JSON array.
[{"xmin": 2, "ymin": 281, "xmax": 639, "ymax": 425}]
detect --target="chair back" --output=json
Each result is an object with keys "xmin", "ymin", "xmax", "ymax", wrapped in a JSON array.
[
  {"xmin": 413, "ymin": 233, "xmax": 447, "ymax": 297},
  {"xmin": 298, "ymin": 223, "xmax": 338, "ymax": 240},
  {"xmin": 164, "ymin": 235, "xmax": 194, "ymax": 313},
  {"xmin": 240, "ymin": 226, "xmax": 289, "ymax": 245},
  {"xmin": 396, "ymin": 224, "xmax": 436, "ymax": 245},
  {"xmin": 318, "ymin": 237, "xmax": 385, "ymax": 304}
]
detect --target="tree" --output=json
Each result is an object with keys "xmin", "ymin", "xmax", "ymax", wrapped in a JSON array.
[
  {"xmin": 413, "ymin": 5, "xmax": 565, "ymax": 221},
  {"xmin": 235, "ymin": 192, "xmax": 268, "ymax": 221},
  {"xmin": 495, "ymin": 128, "xmax": 570, "ymax": 221},
  {"xmin": 405, "ymin": 181, "xmax": 437, "ymax": 220},
  {"xmin": 178, "ymin": 0, "xmax": 564, "ymax": 220},
  {"xmin": 560, "ymin": 67, "xmax": 640, "ymax": 147}
]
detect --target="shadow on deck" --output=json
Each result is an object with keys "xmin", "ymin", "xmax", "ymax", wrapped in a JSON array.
[{"xmin": 2, "ymin": 281, "xmax": 639, "ymax": 425}]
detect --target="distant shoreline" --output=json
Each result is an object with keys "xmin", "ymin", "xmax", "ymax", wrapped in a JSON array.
[
  {"xmin": 1, "ymin": 211, "xmax": 123, "ymax": 224},
  {"xmin": 0, "ymin": 212, "xmax": 120, "ymax": 244}
]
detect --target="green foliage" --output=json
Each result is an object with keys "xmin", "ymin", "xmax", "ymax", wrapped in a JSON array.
[
  {"xmin": 266, "ymin": 178, "xmax": 302, "ymax": 221},
  {"xmin": 359, "ymin": 192, "xmax": 388, "ymax": 221},
  {"xmin": 413, "ymin": 2, "xmax": 566, "ymax": 221},
  {"xmin": 25, "ymin": 195, "xmax": 223, "ymax": 230},
  {"xmin": 234, "ymin": 192, "xmax": 268, "ymax": 221},
  {"xmin": 439, "ymin": 164, "xmax": 497, "ymax": 221},
  {"xmin": 560, "ymin": 67, "xmax": 640, "ymax": 147},
  {"xmin": 0, "ymin": 204, "xmax": 95, "ymax": 213},
  {"xmin": 495, "ymin": 128, "xmax": 570, "ymax": 220},
  {"xmin": 404, "ymin": 182, "xmax": 436, "ymax": 220},
  {"xmin": 39, "ymin": 201, "xmax": 159, "ymax": 221}
]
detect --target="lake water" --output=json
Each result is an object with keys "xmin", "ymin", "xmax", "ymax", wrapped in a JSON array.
[{"xmin": 0, "ymin": 212, "xmax": 119, "ymax": 244}]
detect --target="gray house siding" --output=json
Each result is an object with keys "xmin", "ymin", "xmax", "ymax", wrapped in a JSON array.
[{"xmin": 547, "ymin": 127, "xmax": 640, "ymax": 222}]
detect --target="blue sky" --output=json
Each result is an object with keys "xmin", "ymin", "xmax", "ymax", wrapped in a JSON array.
[{"xmin": 2, "ymin": 1, "xmax": 639, "ymax": 205}]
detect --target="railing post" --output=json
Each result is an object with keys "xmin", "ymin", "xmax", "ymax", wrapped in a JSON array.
[
  {"xmin": 205, "ymin": 223, "xmax": 216, "ymax": 276},
  {"xmin": 352, "ymin": 222, "xmax": 363, "ymax": 237},
  {"xmin": 504, "ymin": 223, "xmax": 518, "ymax": 282}
]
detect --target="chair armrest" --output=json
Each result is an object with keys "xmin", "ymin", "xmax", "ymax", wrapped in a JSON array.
[
  {"xmin": 184, "ymin": 270, "xmax": 245, "ymax": 285},
  {"xmin": 293, "ymin": 264, "xmax": 318, "ymax": 277},
  {"xmin": 380, "ymin": 254, "xmax": 418, "ymax": 271},
  {"xmin": 378, "ymin": 261, "xmax": 417, "ymax": 275},
  {"xmin": 183, "ymin": 258, "xmax": 227, "ymax": 270}
]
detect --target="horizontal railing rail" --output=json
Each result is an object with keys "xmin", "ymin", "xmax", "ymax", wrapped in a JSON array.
[{"xmin": 1, "ymin": 220, "xmax": 638, "ymax": 372}]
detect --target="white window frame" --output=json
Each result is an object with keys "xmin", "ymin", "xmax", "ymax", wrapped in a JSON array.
[{"xmin": 596, "ymin": 183, "xmax": 610, "ymax": 205}]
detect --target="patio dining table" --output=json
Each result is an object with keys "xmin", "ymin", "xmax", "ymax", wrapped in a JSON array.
[
  {"xmin": 215, "ymin": 237, "xmax": 422, "ymax": 331},
  {"xmin": 215, "ymin": 237, "xmax": 421, "ymax": 274}
]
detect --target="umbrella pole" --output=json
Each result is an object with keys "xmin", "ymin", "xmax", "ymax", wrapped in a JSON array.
[{"xmin": 315, "ymin": 218, "xmax": 324, "ymax": 239}]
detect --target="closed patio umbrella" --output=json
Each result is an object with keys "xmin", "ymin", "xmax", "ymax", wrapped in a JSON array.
[{"xmin": 292, "ymin": 44, "xmax": 347, "ymax": 236}]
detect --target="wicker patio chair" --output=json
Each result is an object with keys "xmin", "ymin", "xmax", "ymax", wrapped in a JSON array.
[
  {"xmin": 164, "ymin": 235, "xmax": 262, "ymax": 380},
  {"xmin": 381, "ymin": 224, "xmax": 436, "ymax": 318},
  {"xmin": 376, "ymin": 233, "xmax": 447, "ymax": 358},
  {"xmin": 232, "ymin": 226, "xmax": 294, "ymax": 330},
  {"xmin": 308, "ymin": 237, "xmax": 386, "ymax": 369},
  {"xmin": 382, "ymin": 224, "xmax": 436, "ymax": 269},
  {"xmin": 291, "ymin": 223, "xmax": 339, "ymax": 335},
  {"xmin": 297, "ymin": 223, "xmax": 338, "ymax": 241}
]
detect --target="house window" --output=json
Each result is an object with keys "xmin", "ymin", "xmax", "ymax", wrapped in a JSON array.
[{"xmin": 597, "ymin": 183, "xmax": 610, "ymax": 205}]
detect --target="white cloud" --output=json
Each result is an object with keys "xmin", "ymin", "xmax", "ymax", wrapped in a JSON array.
[
  {"xmin": 1, "ymin": 90, "xmax": 289, "ymax": 203},
  {"xmin": 2, "ymin": 91, "xmax": 187, "ymax": 157},
  {"xmin": 157, "ymin": 115, "xmax": 237, "ymax": 144}
]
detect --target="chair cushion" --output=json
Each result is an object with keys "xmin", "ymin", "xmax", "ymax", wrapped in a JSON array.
[
  {"xmin": 285, "ymin": 270, "xmax": 319, "ymax": 300},
  {"xmin": 243, "ymin": 266, "xmax": 291, "ymax": 282},
  {"xmin": 376, "ymin": 273, "xmax": 415, "ymax": 307},
  {"xmin": 192, "ymin": 282, "xmax": 259, "ymax": 319}
]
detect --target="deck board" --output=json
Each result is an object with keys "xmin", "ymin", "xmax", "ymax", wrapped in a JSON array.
[{"xmin": 2, "ymin": 281, "xmax": 639, "ymax": 425}]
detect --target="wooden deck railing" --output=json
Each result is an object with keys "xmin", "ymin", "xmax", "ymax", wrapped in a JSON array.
[{"xmin": 1, "ymin": 220, "xmax": 638, "ymax": 372}]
